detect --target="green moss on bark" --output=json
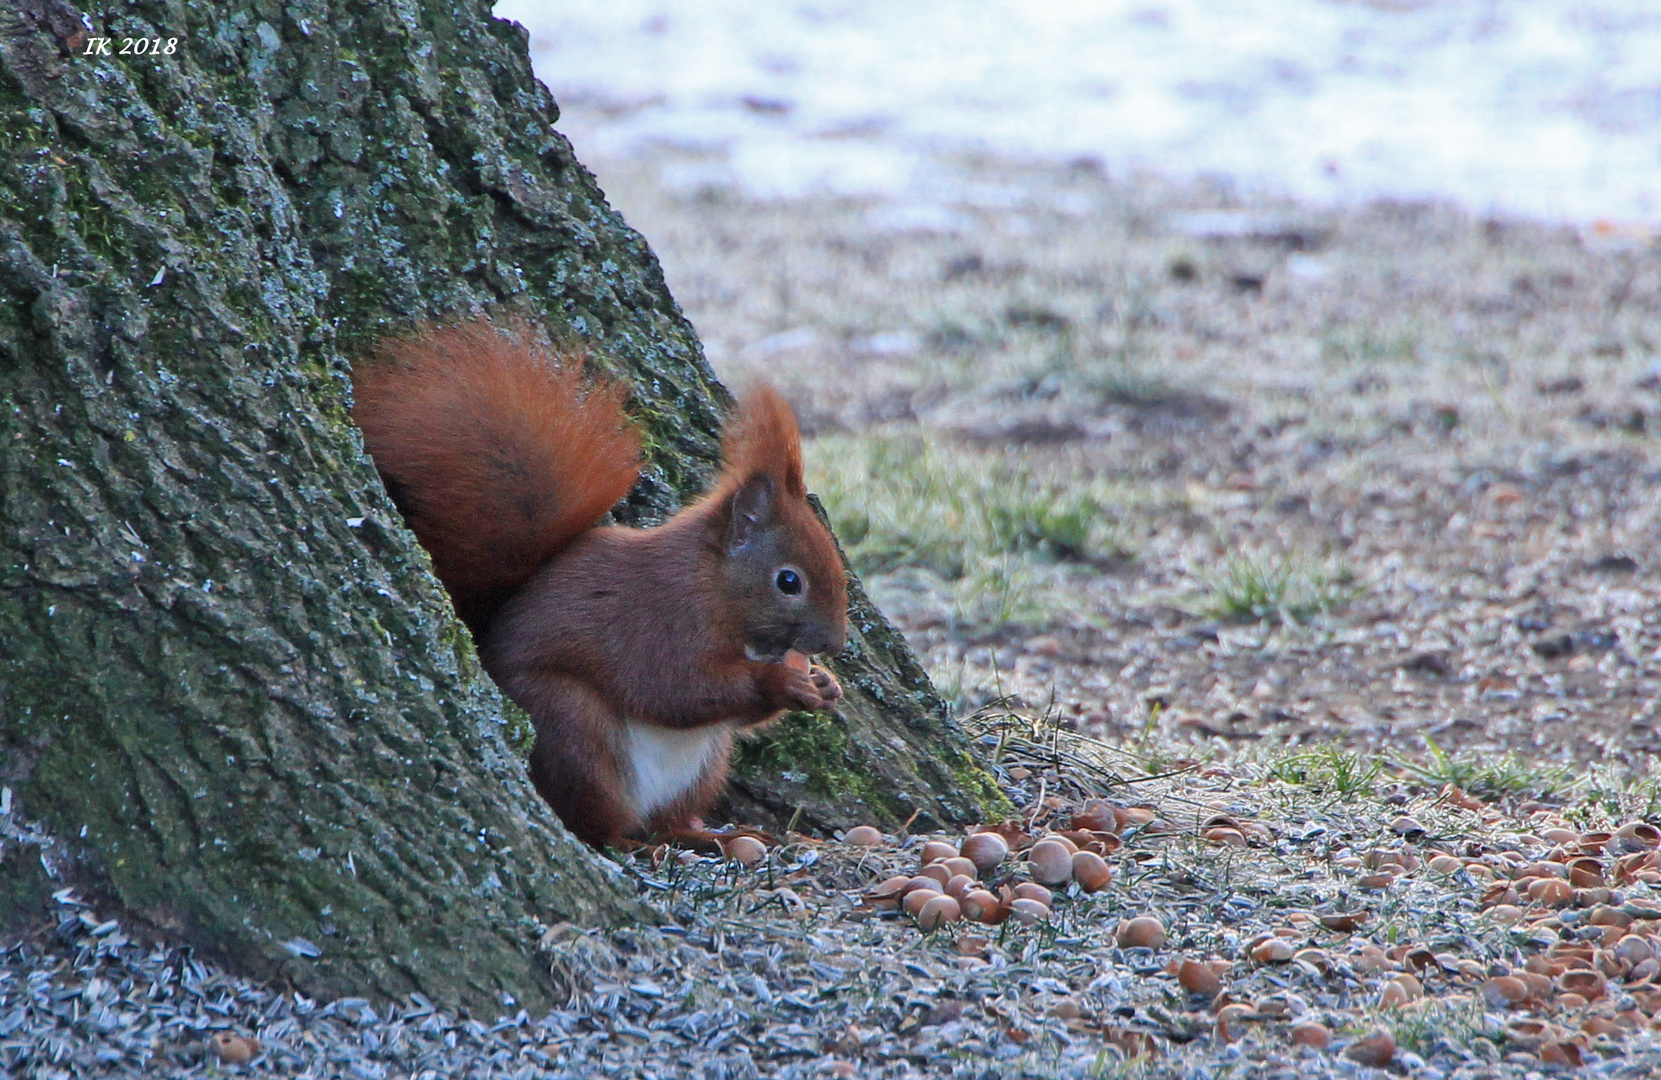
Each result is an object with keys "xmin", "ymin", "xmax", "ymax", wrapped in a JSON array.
[
  {"xmin": 0, "ymin": 0, "xmax": 1000, "ymax": 1013},
  {"xmin": 0, "ymin": 0, "xmax": 657, "ymax": 1013}
]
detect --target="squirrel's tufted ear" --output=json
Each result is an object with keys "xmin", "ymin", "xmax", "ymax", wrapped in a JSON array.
[
  {"xmin": 721, "ymin": 385, "xmax": 805, "ymax": 499},
  {"xmin": 726, "ymin": 472, "xmax": 777, "ymax": 553}
]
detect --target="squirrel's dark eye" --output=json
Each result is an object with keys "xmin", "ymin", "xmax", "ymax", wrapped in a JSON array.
[{"xmin": 775, "ymin": 568, "xmax": 803, "ymax": 596}]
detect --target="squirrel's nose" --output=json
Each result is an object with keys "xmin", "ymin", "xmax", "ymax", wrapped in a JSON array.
[{"xmin": 799, "ymin": 621, "xmax": 846, "ymax": 657}]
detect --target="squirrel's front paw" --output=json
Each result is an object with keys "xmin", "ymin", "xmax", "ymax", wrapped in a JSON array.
[
  {"xmin": 808, "ymin": 664, "xmax": 842, "ymax": 704},
  {"xmin": 762, "ymin": 663, "xmax": 826, "ymax": 712},
  {"xmin": 782, "ymin": 667, "xmax": 827, "ymax": 711}
]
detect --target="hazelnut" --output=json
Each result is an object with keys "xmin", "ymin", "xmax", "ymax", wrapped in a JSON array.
[
  {"xmin": 1008, "ymin": 897, "xmax": 1050, "ymax": 925},
  {"xmin": 916, "ymin": 894, "xmax": 962, "ymax": 932},
  {"xmin": 723, "ymin": 836, "xmax": 767, "ymax": 865},
  {"xmin": 960, "ymin": 832, "xmax": 1009, "ymax": 872},
  {"xmin": 961, "ymin": 889, "xmax": 1002, "ymax": 923},
  {"xmin": 1027, "ymin": 840, "xmax": 1075, "ymax": 886},
  {"xmin": 920, "ymin": 840, "xmax": 959, "ymax": 863},
  {"xmin": 1344, "ymin": 1029, "xmax": 1395, "ymax": 1067},
  {"xmin": 917, "ymin": 864, "xmax": 952, "ymax": 888},
  {"xmin": 1289, "ymin": 1021, "xmax": 1330, "ymax": 1049},
  {"xmin": 868, "ymin": 875, "xmax": 911, "ymax": 899},
  {"xmin": 1481, "ymin": 976, "xmax": 1530, "ymax": 1008},
  {"xmin": 1250, "ymin": 938, "xmax": 1294, "ymax": 964},
  {"xmin": 1071, "ymin": 851, "xmax": 1112, "ymax": 892},
  {"xmin": 1115, "ymin": 915, "xmax": 1167, "ymax": 950},
  {"xmin": 1012, "ymin": 882, "xmax": 1053, "ymax": 906},
  {"xmin": 1177, "ymin": 959, "xmax": 1221, "ymax": 996}
]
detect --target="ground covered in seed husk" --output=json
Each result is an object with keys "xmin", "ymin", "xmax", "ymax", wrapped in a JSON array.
[
  {"xmin": 9, "ymin": 154, "xmax": 1661, "ymax": 1077},
  {"xmin": 11, "ymin": 726, "xmax": 1661, "ymax": 1079}
]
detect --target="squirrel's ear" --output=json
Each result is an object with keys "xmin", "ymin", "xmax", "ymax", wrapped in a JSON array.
[{"xmin": 727, "ymin": 473, "xmax": 776, "ymax": 553}]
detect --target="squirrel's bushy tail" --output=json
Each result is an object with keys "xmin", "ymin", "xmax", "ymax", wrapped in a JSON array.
[{"xmin": 352, "ymin": 317, "xmax": 641, "ymax": 630}]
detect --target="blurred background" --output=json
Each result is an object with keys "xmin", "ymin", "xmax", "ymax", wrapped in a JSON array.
[
  {"xmin": 496, "ymin": 0, "xmax": 1661, "ymax": 779},
  {"xmin": 498, "ymin": 1, "xmax": 1661, "ymax": 223}
]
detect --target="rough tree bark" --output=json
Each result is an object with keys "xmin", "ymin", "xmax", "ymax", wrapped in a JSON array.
[{"xmin": 0, "ymin": 0, "xmax": 1001, "ymax": 1012}]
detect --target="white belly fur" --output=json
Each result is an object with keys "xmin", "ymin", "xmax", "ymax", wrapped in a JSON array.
[{"xmin": 621, "ymin": 720, "xmax": 733, "ymax": 819}]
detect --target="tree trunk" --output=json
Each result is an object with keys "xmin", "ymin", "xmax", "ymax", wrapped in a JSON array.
[{"xmin": 0, "ymin": 0, "xmax": 1000, "ymax": 1012}]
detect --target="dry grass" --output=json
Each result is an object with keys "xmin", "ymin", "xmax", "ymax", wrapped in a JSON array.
[{"xmin": 588, "ymin": 145, "xmax": 1661, "ymax": 775}]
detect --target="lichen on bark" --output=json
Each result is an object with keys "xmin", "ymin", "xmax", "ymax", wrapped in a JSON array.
[{"xmin": 0, "ymin": 0, "xmax": 1000, "ymax": 1011}]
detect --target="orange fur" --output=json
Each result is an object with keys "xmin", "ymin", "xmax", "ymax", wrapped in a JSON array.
[
  {"xmin": 351, "ymin": 318, "xmax": 640, "ymax": 629},
  {"xmin": 720, "ymin": 385, "xmax": 807, "ymax": 499},
  {"xmin": 352, "ymin": 318, "xmax": 848, "ymax": 848}
]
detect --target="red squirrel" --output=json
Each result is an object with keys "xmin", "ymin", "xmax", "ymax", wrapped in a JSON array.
[{"xmin": 351, "ymin": 317, "xmax": 848, "ymax": 847}]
